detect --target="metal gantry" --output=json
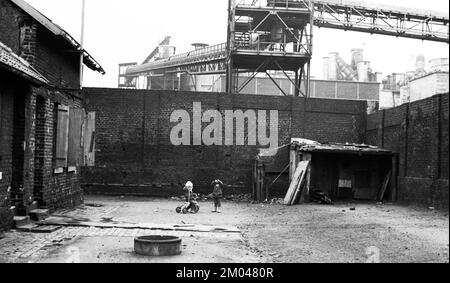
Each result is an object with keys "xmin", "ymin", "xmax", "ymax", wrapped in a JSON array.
[{"xmin": 314, "ymin": 0, "xmax": 449, "ymax": 43}]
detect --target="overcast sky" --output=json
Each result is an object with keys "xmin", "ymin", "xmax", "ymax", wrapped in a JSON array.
[{"xmin": 26, "ymin": 0, "xmax": 449, "ymax": 87}]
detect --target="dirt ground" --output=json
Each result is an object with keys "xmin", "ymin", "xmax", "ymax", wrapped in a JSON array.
[{"xmin": 0, "ymin": 195, "xmax": 448, "ymax": 263}]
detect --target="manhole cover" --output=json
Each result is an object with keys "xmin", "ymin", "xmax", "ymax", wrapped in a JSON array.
[{"xmin": 134, "ymin": 235, "xmax": 182, "ymax": 256}]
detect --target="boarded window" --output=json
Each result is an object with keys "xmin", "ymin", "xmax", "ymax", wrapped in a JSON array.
[
  {"xmin": 55, "ymin": 104, "xmax": 69, "ymax": 168},
  {"xmin": 68, "ymin": 108, "xmax": 84, "ymax": 167},
  {"xmin": 83, "ymin": 112, "xmax": 96, "ymax": 167}
]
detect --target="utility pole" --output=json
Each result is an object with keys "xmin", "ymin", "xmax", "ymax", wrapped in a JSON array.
[
  {"xmin": 225, "ymin": 0, "xmax": 234, "ymax": 94},
  {"xmin": 79, "ymin": 0, "xmax": 86, "ymax": 89}
]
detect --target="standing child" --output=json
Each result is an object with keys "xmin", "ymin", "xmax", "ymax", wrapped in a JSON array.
[{"xmin": 210, "ymin": 179, "xmax": 224, "ymax": 213}]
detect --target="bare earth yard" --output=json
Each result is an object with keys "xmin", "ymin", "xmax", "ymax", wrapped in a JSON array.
[{"xmin": 0, "ymin": 196, "xmax": 448, "ymax": 263}]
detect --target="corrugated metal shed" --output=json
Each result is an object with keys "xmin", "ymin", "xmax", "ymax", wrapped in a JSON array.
[{"xmin": 291, "ymin": 138, "xmax": 393, "ymax": 155}]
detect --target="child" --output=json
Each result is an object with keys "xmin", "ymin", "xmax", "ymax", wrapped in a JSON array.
[
  {"xmin": 210, "ymin": 179, "xmax": 224, "ymax": 213},
  {"xmin": 183, "ymin": 181, "xmax": 195, "ymax": 210}
]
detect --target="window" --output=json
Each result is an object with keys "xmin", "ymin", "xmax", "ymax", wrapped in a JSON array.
[
  {"xmin": 54, "ymin": 104, "xmax": 69, "ymax": 169},
  {"xmin": 54, "ymin": 104, "xmax": 95, "ymax": 171}
]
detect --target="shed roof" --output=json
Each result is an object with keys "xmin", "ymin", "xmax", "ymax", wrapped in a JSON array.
[
  {"xmin": 0, "ymin": 40, "xmax": 49, "ymax": 85},
  {"xmin": 291, "ymin": 138, "xmax": 393, "ymax": 156},
  {"xmin": 10, "ymin": 0, "xmax": 105, "ymax": 74}
]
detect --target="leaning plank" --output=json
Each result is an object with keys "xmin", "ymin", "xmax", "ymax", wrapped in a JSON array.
[
  {"xmin": 377, "ymin": 171, "xmax": 392, "ymax": 202},
  {"xmin": 292, "ymin": 162, "xmax": 311, "ymax": 205},
  {"xmin": 284, "ymin": 161, "xmax": 310, "ymax": 205}
]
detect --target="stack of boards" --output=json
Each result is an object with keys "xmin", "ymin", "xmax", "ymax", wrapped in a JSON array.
[{"xmin": 284, "ymin": 160, "xmax": 311, "ymax": 205}]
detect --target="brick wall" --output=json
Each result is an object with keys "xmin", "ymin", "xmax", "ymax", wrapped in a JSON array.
[
  {"xmin": 1, "ymin": 70, "xmax": 85, "ymax": 230},
  {"xmin": 33, "ymin": 88, "xmax": 84, "ymax": 210},
  {"xmin": 82, "ymin": 88, "xmax": 367, "ymax": 196},
  {"xmin": 0, "ymin": 71, "xmax": 15, "ymax": 230},
  {"xmin": 366, "ymin": 93, "xmax": 449, "ymax": 209},
  {"xmin": 0, "ymin": 0, "xmax": 81, "ymax": 89}
]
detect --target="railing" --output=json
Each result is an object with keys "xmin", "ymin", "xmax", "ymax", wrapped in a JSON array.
[
  {"xmin": 167, "ymin": 43, "xmax": 227, "ymax": 63},
  {"xmin": 126, "ymin": 43, "xmax": 227, "ymax": 74},
  {"xmin": 235, "ymin": 0, "xmax": 312, "ymax": 10},
  {"xmin": 235, "ymin": 40, "xmax": 311, "ymax": 55}
]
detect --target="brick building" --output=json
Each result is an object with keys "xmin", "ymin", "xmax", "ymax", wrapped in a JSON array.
[{"xmin": 0, "ymin": 0, "xmax": 104, "ymax": 231}]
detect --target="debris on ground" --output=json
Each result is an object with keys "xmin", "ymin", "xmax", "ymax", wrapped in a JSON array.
[
  {"xmin": 269, "ymin": 198, "xmax": 284, "ymax": 205},
  {"xmin": 225, "ymin": 194, "xmax": 253, "ymax": 202},
  {"xmin": 310, "ymin": 189, "xmax": 333, "ymax": 205},
  {"xmin": 85, "ymin": 203, "xmax": 104, "ymax": 208},
  {"xmin": 100, "ymin": 217, "xmax": 113, "ymax": 223},
  {"xmin": 350, "ymin": 207, "xmax": 356, "ymax": 211}
]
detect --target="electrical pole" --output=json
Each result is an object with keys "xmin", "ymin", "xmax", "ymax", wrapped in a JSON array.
[{"xmin": 79, "ymin": 0, "xmax": 86, "ymax": 89}]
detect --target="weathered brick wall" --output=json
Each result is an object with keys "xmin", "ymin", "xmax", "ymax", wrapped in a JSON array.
[
  {"xmin": 0, "ymin": 0, "xmax": 81, "ymax": 89},
  {"xmin": 33, "ymin": 88, "xmax": 84, "ymax": 210},
  {"xmin": 366, "ymin": 93, "xmax": 449, "ymax": 209},
  {"xmin": 0, "ymin": 72, "xmax": 84, "ymax": 230},
  {"xmin": 82, "ymin": 88, "xmax": 367, "ymax": 196},
  {"xmin": 0, "ymin": 71, "xmax": 16, "ymax": 230},
  {"xmin": 0, "ymin": 0, "xmax": 24, "ymax": 54}
]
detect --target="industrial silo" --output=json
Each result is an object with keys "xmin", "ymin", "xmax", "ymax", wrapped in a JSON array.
[
  {"xmin": 415, "ymin": 54, "xmax": 426, "ymax": 73},
  {"xmin": 357, "ymin": 61, "xmax": 370, "ymax": 82},
  {"xmin": 158, "ymin": 45, "xmax": 176, "ymax": 59},
  {"xmin": 351, "ymin": 48, "xmax": 364, "ymax": 70},
  {"xmin": 323, "ymin": 57, "xmax": 329, "ymax": 80},
  {"xmin": 328, "ymin": 52, "xmax": 338, "ymax": 81}
]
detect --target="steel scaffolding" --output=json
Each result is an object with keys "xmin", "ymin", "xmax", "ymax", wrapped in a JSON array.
[{"xmin": 226, "ymin": 0, "xmax": 314, "ymax": 96}]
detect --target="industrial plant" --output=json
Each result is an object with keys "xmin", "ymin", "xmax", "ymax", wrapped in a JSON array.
[
  {"xmin": 118, "ymin": 0, "xmax": 448, "ymax": 113},
  {"xmin": 1, "ymin": 0, "xmax": 449, "ymax": 264}
]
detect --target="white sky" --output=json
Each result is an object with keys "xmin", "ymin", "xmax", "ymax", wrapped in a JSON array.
[{"xmin": 26, "ymin": 0, "xmax": 449, "ymax": 87}]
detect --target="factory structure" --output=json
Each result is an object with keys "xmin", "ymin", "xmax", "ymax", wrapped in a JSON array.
[
  {"xmin": 119, "ymin": 39, "xmax": 380, "ymax": 107},
  {"xmin": 380, "ymin": 56, "xmax": 449, "ymax": 109},
  {"xmin": 117, "ymin": 0, "xmax": 448, "ymax": 112}
]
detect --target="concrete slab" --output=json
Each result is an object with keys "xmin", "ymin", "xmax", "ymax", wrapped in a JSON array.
[
  {"xmin": 29, "ymin": 209, "xmax": 50, "ymax": 221},
  {"xmin": 13, "ymin": 216, "xmax": 30, "ymax": 228},
  {"xmin": 39, "ymin": 217, "xmax": 241, "ymax": 233}
]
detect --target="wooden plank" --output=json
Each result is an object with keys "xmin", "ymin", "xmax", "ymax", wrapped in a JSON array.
[
  {"xmin": 391, "ymin": 156, "xmax": 398, "ymax": 202},
  {"xmin": 83, "ymin": 112, "xmax": 96, "ymax": 166},
  {"xmin": 299, "ymin": 153, "xmax": 312, "ymax": 204},
  {"xmin": 377, "ymin": 171, "xmax": 392, "ymax": 202},
  {"xmin": 289, "ymin": 148, "xmax": 296, "ymax": 183},
  {"xmin": 284, "ymin": 160, "xmax": 310, "ymax": 205},
  {"xmin": 55, "ymin": 105, "xmax": 69, "ymax": 168},
  {"xmin": 291, "ymin": 160, "xmax": 311, "ymax": 205},
  {"xmin": 68, "ymin": 108, "xmax": 84, "ymax": 167}
]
